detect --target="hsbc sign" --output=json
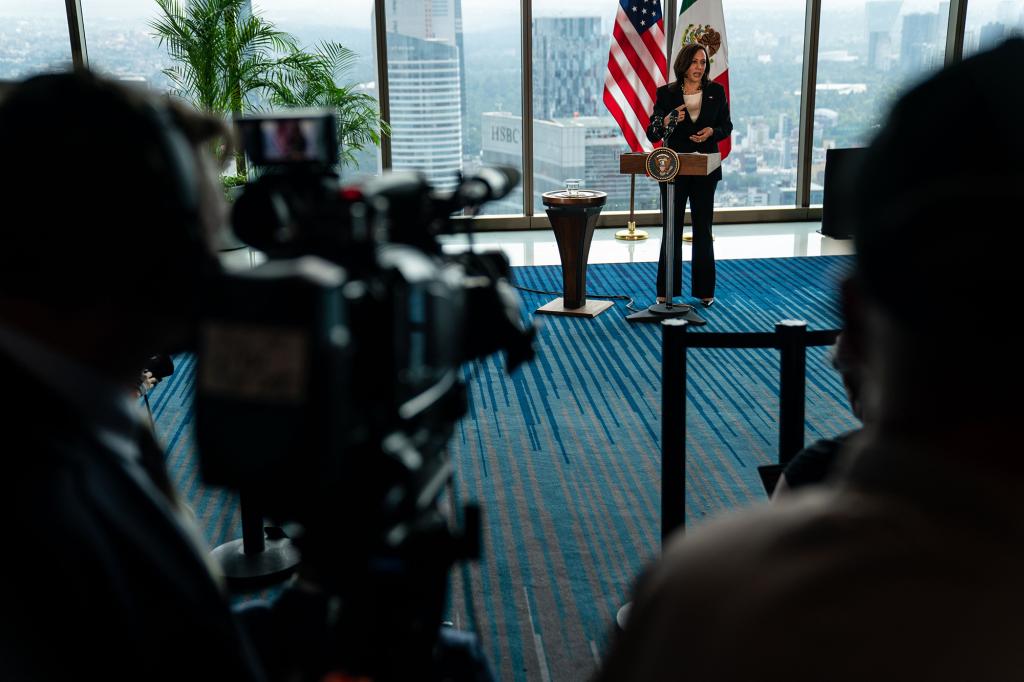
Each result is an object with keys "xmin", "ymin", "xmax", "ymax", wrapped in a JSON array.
[
  {"xmin": 483, "ymin": 114, "xmax": 523, "ymax": 154},
  {"xmin": 490, "ymin": 126, "xmax": 520, "ymax": 144}
]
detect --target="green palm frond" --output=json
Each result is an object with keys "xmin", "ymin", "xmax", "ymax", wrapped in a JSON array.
[{"xmin": 151, "ymin": 0, "xmax": 388, "ymax": 168}]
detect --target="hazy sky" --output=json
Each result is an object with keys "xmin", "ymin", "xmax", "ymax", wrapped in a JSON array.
[{"xmin": 5, "ymin": 0, "xmax": 1015, "ymax": 30}]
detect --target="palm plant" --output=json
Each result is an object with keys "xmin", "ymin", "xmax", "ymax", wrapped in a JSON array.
[
  {"xmin": 268, "ymin": 42, "xmax": 388, "ymax": 169},
  {"xmin": 151, "ymin": 0, "xmax": 386, "ymax": 174}
]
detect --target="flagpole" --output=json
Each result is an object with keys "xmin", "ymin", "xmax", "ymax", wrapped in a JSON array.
[
  {"xmin": 664, "ymin": 0, "xmax": 677, "ymax": 63},
  {"xmin": 520, "ymin": 0, "xmax": 534, "ymax": 218}
]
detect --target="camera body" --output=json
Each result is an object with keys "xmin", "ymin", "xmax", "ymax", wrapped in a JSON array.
[{"xmin": 194, "ymin": 111, "xmax": 532, "ymax": 679}]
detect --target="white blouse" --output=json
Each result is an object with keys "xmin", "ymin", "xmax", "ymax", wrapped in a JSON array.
[{"xmin": 683, "ymin": 91, "xmax": 702, "ymax": 122}]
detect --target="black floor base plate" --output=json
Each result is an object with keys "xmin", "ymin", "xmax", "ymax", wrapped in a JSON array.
[{"xmin": 626, "ymin": 306, "xmax": 707, "ymax": 325}]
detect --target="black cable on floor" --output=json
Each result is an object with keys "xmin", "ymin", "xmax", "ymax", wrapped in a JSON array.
[{"xmin": 512, "ymin": 284, "xmax": 643, "ymax": 313}]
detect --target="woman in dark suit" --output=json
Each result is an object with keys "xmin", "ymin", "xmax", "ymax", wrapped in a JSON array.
[{"xmin": 646, "ymin": 43, "xmax": 733, "ymax": 308}]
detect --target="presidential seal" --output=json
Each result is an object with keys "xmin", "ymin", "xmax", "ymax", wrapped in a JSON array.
[{"xmin": 646, "ymin": 147, "xmax": 680, "ymax": 182}]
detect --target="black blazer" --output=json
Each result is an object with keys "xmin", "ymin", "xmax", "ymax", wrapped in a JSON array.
[
  {"xmin": 0, "ymin": 351, "xmax": 266, "ymax": 681},
  {"xmin": 646, "ymin": 80, "xmax": 733, "ymax": 182}
]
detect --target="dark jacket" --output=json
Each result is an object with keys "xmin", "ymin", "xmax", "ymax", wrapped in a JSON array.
[
  {"xmin": 0, "ymin": 351, "xmax": 265, "ymax": 681},
  {"xmin": 646, "ymin": 80, "xmax": 732, "ymax": 182}
]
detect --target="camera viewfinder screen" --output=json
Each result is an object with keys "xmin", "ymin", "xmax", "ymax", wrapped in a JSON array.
[{"xmin": 239, "ymin": 114, "xmax": 337, "ymax": 166}]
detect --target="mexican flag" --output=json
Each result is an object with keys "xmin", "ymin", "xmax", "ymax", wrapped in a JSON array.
[{"xmin": 672, "ymin": 0, "xmax": 731, "ymax": 158}]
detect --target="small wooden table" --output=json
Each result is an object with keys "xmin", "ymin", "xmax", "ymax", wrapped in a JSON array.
[{"xmin": 537, "ymin": 189, "xmax": 612, "ymax": 318}]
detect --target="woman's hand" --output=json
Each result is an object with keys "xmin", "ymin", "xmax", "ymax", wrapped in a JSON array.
[
  {"xmin": 663, "ymin": 105, "xmax": 687, "ymax": 127},
  {"xmin": 689, "ymin": 127, "xmax": 714, "ymax": 143}
]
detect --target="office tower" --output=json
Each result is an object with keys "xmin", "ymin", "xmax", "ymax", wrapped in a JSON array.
[
  {"xmin": 866, "ymin": 1, "xmax": 902, "ymax": 71},
  {"xmin": 383, "ymin": 0, "xmax": 465, "ymax": 191},
  {"xmin": 453, "ymin": 0, "xmax": 466, "ymax": 123},
  {"xmin": 938, "ymin": 2, "xmax": 950, "ymax": 46},
  {"xmin": 777, "ymin": 113, "xmax": 796, "ymax": 171},
  {"xmin": 778, "ymin": 113, "xmax": 792, "ymax": 142},
  {"xmin": 746, "ymin": 118, "xmax": 770, "ymax": 147},
  {"xmin": 812, "ymin": 108, "xmax": 838, "ymax": 150},
  {"xmin": 388, "ymin": 0, "xmax": 465, "ymax": 96},
  {"xmin": 481, "ymin": 112, "xmax": 660, "ymax": 212},
  {"xmin": 900, "ymin": 12, "xmax": 938, "ymax": 71},
  {"xmin": 979, "ymin": 22, "xmax": 1008, "ymax": 51},
  {"xmin": 479, "ymin": 113, "xmax": 525, "ymax": 213},
  {"xmin": 532, "ymin": 16, "xmax": 605, "ymax": 120},
  {"xmin": 387, "ymin": 34, "xmax": 463, "ymax": 190}
]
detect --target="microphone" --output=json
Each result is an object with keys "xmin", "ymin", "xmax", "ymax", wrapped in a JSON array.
[
  {"xmin": 665, "ymin": 109, "xmax": 679, "ymax": 138},
  {"xmin": 457, "ymin": 165, "xmax": 521, "ymax": 205}
]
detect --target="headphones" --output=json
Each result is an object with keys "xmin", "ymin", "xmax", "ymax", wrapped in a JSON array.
[
  {"xmin": 129, "ymin": 96, "xmax": 224, "ymax": 321},
  {"xmin": 137, "ymin": 99, "xmax": 206, "ymax": 261}
]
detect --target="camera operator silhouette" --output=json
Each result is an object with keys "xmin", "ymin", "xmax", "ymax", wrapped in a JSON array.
[
  {"xmin": 596, "ymin": 38, "xmax": 1024, "ymax": 681},
  {"xmin": 0, "ymin": 71, "xmax": 275, "ymax": 680},
  {"xmin": 0, "ymin": 71, "xmax": 497, "ymax": 682}
]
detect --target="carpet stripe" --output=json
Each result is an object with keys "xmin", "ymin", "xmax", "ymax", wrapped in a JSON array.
[{"xmin": 153, "ymin": 256, "xmax": 857, "ymax": 681}]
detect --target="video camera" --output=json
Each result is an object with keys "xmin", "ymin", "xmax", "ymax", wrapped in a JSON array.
[{"xmin": 194, "ymin": 110, "xmax": 534, "ymax": 680}]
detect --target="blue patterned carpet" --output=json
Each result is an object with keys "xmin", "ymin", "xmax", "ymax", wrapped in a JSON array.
[{"xmin": 149, "ymin": 255, "xmax": 857, "ymax": 682}]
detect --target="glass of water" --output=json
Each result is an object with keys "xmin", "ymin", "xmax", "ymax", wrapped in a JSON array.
[{"xmin": 565, "ymin": 178, "xmax": 582, "ymax": 196}]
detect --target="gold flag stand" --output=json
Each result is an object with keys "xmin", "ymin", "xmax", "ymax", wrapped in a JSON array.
[{"xmin": 615, "ymin": 166, "xmax": 649, "ymax": 241}]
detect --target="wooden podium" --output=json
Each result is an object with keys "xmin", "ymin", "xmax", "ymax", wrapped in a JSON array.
[
  {"xmin": 625, "ymin": 148, "xmax": 721, "ymax": 325},
  {"xmin": 620, "ymin": 151, "xmax": 721, "ymax": 176},
  {"xmin": 619, "ymin": 151, "xmax": 722, "ymax": 241},
  {"xmin": 537, "ymin": 189, "xmax": 613, "ymax": 318}
]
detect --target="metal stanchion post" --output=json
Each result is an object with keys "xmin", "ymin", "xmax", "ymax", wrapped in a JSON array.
[
  {"xmin": 777, "ymin": 320, "xmax": 808, "ymax": 465},
  {"xmin": 618, "ymin": 317, "xmax": 689, "ymax": 631}
]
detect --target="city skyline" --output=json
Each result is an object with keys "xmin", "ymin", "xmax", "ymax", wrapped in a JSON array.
[
  {"xmin": 6, "ymin": 0, "xmax": 1018, "ymax": 29},
  {"xmin": 4, "ymin": 1, "xmax": 1021, "ymax": 210}
]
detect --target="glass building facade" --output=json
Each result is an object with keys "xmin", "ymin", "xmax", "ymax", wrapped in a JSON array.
[{"xmin": 2, "ymin": 0, "xmax": 1006, "ymax": 227}]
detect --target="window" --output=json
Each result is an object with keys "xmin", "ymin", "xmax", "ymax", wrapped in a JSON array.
[
  {"xmin": 461, "ymin": 0, "xmax": 523, "ymax": 215},
  {"xmin": 812, "ymin": 0, "xmax": 950, "ymax": 202},
  {"xmin": 530, "ymin": 4, "xmax": 644, "ymax": 213},
  {"xmin": 80, "ymin": 0, "xmax": 173, "ymax": 91},
  {"xmin": 717, "ymin": 0, "xmax": 807, "ymax": 208},
  {"xmin": 385, "ymin": 0, "xmax": 523, "ymax": 214},
  {"xmin": 963, "ymin": 0, "xmax": 1023, "ymax": 58},
  {"xmin": 260, "ymin": 0, "xmax": 382, "ymax": 180},
  {"xmin": 0, "ymin": 1, "xmax": 73, "ymax": 79},
  {"xmin": 32, "ymin": 1, "xmax": 985, "ymax": 224}
]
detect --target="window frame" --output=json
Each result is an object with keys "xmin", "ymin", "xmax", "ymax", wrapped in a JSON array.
[{"xmin": 63, "ymin": 0, "xmax": 971, "ymax": 230}]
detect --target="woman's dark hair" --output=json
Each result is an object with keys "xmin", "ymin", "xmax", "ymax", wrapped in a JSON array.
[{"xmin": 671, "ymin": 43, "xmax": 711, "ymax": 91}]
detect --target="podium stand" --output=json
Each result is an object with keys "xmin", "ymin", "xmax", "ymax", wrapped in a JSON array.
[
  {"xmin": 621, "ymin": 152, "xmax": 721, "ymax": 243},
  {"xmin": 625, "ymin": 149, "xmax": 721, "ymax": 325},
  {"xmin": 537, "ymin": 189, "xmax": 613, "ymax": 318}
]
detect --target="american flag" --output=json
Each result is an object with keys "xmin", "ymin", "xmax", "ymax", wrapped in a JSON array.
[{"xmin": 603, "ymin": 0, "xmax": 667, "ymax": 152}]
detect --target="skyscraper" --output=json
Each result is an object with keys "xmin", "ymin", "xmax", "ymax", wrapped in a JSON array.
[
  {"xmin": 382, "ymin": 0, "xmax": 466, "ymax": 190},
  {"xmin": 532, "ymin": 16, "xmax": 605, "ymax": 120},
  {"xmin": 937, "ymin": 2, "xmax": 950, "ymax": 47},
  {"xmin": 980, "ymin": 22, "xmax": 1009, "ymax": 51},
  {"xmin": 901, "ymin": 13, "xmax": 938, "ymax": 72},
  {"xmin": 481, "ymin": 112, "xmax": 660, "ymax": 213},
  {"xmin": 866, "ymin": 1, "xmax": 902, "ymax": 71}
]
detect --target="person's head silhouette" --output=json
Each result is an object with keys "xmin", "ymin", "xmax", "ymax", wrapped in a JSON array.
[
  {"xmin": 0, "ymin": 72, "xmax": 228, "ymax": 382},
  {"xmin": 841, "ymin": 37, "xmax": 1024, "ymax": 427}
]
